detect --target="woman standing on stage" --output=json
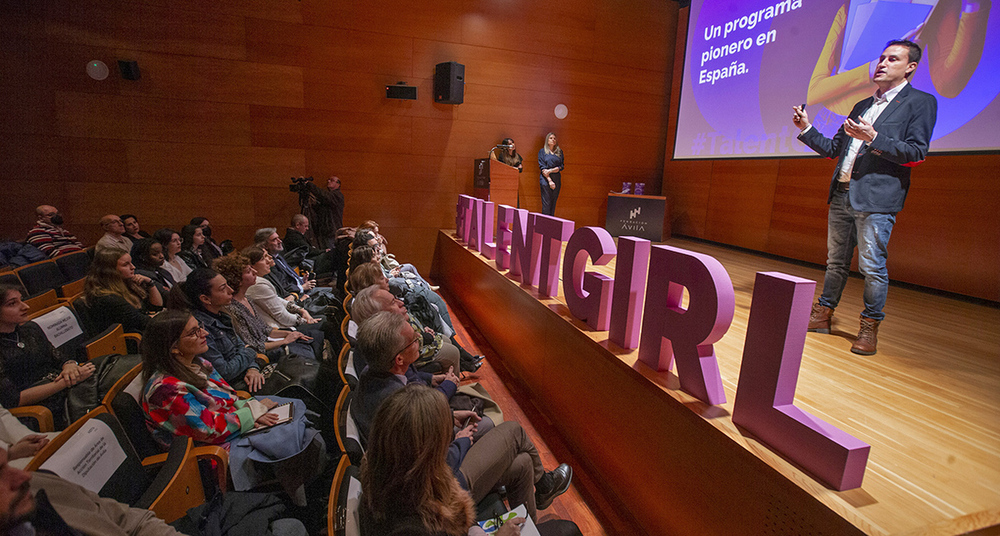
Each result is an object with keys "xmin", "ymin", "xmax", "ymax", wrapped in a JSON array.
[{"xmin": 537, "ymin": 132, "xmax": 564, "ymax": 216}]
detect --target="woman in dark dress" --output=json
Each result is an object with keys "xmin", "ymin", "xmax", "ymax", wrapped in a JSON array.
[
  {"xmin": 537, "ymin": 132, "xmax": 564, "ymax": 216},
  {"xmin": 81, "ymin": 247, "xmax": 163, "ymax": 334},
  {"xmin": 0, "ymin": 284, "xmax": 95, "ymax": 428},
  {"xmin": 177, "ymin": 224, "xmax": 209, "ymax": 270}
]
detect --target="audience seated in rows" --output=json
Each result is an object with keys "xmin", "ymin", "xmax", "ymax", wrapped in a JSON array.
[
  {"xmin": 352, "ymin": 286, "xmax": 463, "ymax": 374},
  {"xmin": 214, "ymin": 252, "xmax": 321, "ymax": 361},
  {"xmin": 283, "ymin": 214, "xmax": 334, "ymax": 277},
  {"xmin": 242, "ymin": 246, "xmax": 325, "ymax": 331},
  {"xmin": 190, "ymin": 217, "xmax": 225, "ymax": 261},
  {"xmin": 95, "ymin": 214, "xmax": 132, "ymax": 254},
  {"xmin": 351, "ymin": 228, "xmax": 456, "ymax": 336},
  {"xmin": 132, "ymin": 238, "xmax": 176, "ymax": 292},
  {"xmin": 121, "ymin": 213, "xmax": 151, "ymax": 242},
  {"xmin": 141, "ymin": 310, "xmax": 325, "ymax": 501},
  {"xmin": 178, "ymin": 224, "xmax": 209, "ymax": 270},
  {"xmin": 0, "ymin": 284, "xmax": 95, "ymax": 429},
  {"xmin": 350, "ymin": 311, "xmax": 465, "ymax": 446},
  {"xmin": 256, "ymin": 228, "xmax": 316, "ymax": 297},
  {"xmin": 360, "ymin": 382, "xmax": 576, "ymax": 533},
  {"xmin": 168, "ymin": 268, "xmax": 266, "ymax": 393},
  {"xmin": 153, "ymin": 228, "xmax": 192, "ymax": 284},
  {"xmin": 350, "ymin": 263, "xmax": 482, "ymax": 373},
  {"xmin": 81, "ymin": 248, "xmax": 163, "ymax": 335},
  {"xmin": 25, "ymin": 205, "xmax": 84, "ymax": 258}
]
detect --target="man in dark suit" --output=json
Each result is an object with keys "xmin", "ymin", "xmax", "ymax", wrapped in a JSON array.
[{"xmin": 793, "ymin": 39, "xmax": 937, "ymax": 355}]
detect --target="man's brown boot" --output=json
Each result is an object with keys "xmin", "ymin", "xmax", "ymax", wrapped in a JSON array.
[
  {"xmin": 807, "ymin": 304, "xmax": 834, "ymax": 333},
  {"xmin": 850, "ymin": 316, "xmax": 880, "ymax": 355}
]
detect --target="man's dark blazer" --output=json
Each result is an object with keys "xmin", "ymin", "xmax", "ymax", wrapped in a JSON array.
[
  {"xmin": 265, "ymin": 253, "xmax": 302, "ymax": 297},
  {"xmin": 350, "ymin": 365, "xmax": 458, "ymax": 446},
  {"xmin": 799, "ymin": 83, "xmax": 937, "ymax": 213}
]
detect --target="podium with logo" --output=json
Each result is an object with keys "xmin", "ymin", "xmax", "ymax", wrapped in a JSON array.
[
  {"xmin": 605, "ymin": 192, "xmax": 669, "ymax": 241},
  {"xmin": 473, "ymin": 158, "xmax": 519, "ymax": 209}
]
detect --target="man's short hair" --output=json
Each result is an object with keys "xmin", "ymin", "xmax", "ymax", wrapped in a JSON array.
[
  {"xmin": 885, "ymin": 39, "xmax": 922, "ymax": 67},
  {"xmin": 351, "ymin": 285, "xmax": 385, "ymax": 324},
  {"xmin": 356, "ymin": 311, "xmax": 407, "ymax": 373},
  {"xmin": 254, "ymin": 227, "xmax": 277, "ymax": 246},
  {"xmin": 291, "ymin": 214, "xmax": 308, "ymax": 227}
]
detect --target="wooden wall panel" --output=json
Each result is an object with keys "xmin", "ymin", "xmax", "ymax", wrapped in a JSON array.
[
  {"xmin": 55, "ymin": 92, "xmax": 252, "ymax": 145},
  {"xmin": 246, "ymin": 19, "xmax": 414, "ymax": 76},
  {"xmin": 115, "ymin": 53, "xmax": 305, "ymax": 108},
  {"xmin": 1, "ymin": 0, "xmax": 673, "ymax": 281},
  {"xmin": 704, "ymin": 160, "xmax": 779, "ymax": 251},
  {"xmin": 44, "ymin": 0, "xmax": 247, "ymax": 61},
  {"xmin": 126, "ymin": 143, "xmax": 307, "ymax": 186}
]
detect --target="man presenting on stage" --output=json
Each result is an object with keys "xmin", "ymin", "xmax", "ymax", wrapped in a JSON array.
[{"xmin": 792, "ymin": 39, "xmax": 937, "ymax": 355}]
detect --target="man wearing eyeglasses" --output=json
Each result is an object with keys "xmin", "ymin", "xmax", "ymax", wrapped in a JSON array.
[{"xmin": 95, "ymin": 214, "xmax": 133, "ymax": 254}]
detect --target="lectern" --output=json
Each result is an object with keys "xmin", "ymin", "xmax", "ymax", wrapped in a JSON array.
[{"xmin": 473, "ymin": 158, "xmax": 519, "ymax": 209}]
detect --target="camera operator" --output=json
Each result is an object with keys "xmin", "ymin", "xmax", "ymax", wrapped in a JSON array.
[{"xmin": 289, "ymin": 176, "xmax": 344, "ymax": 251}]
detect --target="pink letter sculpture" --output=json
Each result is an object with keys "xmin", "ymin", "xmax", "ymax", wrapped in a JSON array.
[
  {"xmin": 609, "ymin": 237, "xmax": 651, "ymax": 349},
  {"xmin": 457, "ymin": 195, "xmax": 474, "ymax": 242},
  {"xmin": 509, "ymin": 208, "xmax": 540, "ymax": 287},
  {"xmin": 494, "ymin": 205, "xmax": 515, "ymax": 270},
  {"xmin": 637, "ymin": 246, "xmax": 734, "ymax": 406},
  {"xmin": 562, "ymin": 227, "xmax": 616, "ymax": 329},
  {"xmin": 732, "ymin": 272, "xmax": 870, "ymax": 491},
  {"xmin": 480, "ymin": 201, "xmax": 496, "ymax": 260},
  {"xmin": 533, "ymin": 215, "xmax": 575, "ymax": 298}
]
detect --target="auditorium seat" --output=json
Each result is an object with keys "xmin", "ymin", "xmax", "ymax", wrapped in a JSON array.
[
  {"xmin": 55, "ymin": 250, "xmax": 90, "ymax": 281},
  {"xmin": 14, "ymin": 259, "xmax": 68, "ymax": 297}
]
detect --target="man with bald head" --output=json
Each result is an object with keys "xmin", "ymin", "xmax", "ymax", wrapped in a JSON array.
[
  {"xmin": 95, "ymin": 214, "xmax": 132, "ymax": 253},
  {"xmin": 25, "ymin": 205, "xmax": 84, "ymax": 258}
]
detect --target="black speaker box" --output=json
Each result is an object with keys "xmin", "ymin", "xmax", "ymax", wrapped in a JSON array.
[
  {"xmin": 386, "ymin": 84, "xmax": 417, "ymax": 100},
  {"xmin": 434, "ymin": 61, "xmax": 464, "ymax": 104},
  {"xmin": 118, "ymin": 60, "xmax": 141, "ymax": 81}
]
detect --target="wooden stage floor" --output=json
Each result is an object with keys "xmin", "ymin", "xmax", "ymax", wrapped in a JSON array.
[{"xmin": 433, "ymin": 231, "xmax": 1000, "ymax": 536}]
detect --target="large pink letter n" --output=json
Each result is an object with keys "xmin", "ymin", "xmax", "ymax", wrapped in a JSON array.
[
  {"xmin": 732, "ymin": 272, "xmax": 870, "ymax": 491},
  {"xmin": 637, "ymin": 246, "xmax": 734, "ymax": 406}
]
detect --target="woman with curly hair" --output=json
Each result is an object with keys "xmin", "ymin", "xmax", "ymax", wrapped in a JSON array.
[
  {"xmin": 81, "ymin": 247, "xmax": 162, "ymax": 334},
  {"xmin": 213, "ymin": 252, "xmax": 320, "ymax": 361}
]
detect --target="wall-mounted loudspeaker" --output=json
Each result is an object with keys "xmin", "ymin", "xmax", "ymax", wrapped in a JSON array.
[
  {"xmin": 434, "ymin": 62, "xmax": 464, "ymax": 104},
  {"xmin": 118, "ymin": 60, "xmax": 141, "ymax": 81},
  {"xmin": 386, "ymin": 83, "xmax": 417, "ymax": 100}
]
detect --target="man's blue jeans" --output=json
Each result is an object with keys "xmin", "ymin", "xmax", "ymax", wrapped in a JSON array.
[{"xmin": 817, "ymin": 190, "xmax": 896, "ymax": 321}]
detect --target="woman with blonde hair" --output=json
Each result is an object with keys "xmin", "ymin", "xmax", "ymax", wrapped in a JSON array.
[
  {"xmin": 81, "ymin": 247, "xmax": 162, "ymax": 334},
  {"xmin": 537, "ymin": 132, "xmax": 564, "ymax": 216}
]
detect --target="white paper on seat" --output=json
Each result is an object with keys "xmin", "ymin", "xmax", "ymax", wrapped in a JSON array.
[
  {"xmin": 33, "ymin": 306, "xmax": 84, "ymax": 349},
  {"xmin": 346, "ymin": 476, "xmax": 362, "ymax": 536},
  {"xmin": 39, "ymin": 419, "xmax": 127, "ymax": 493}
]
